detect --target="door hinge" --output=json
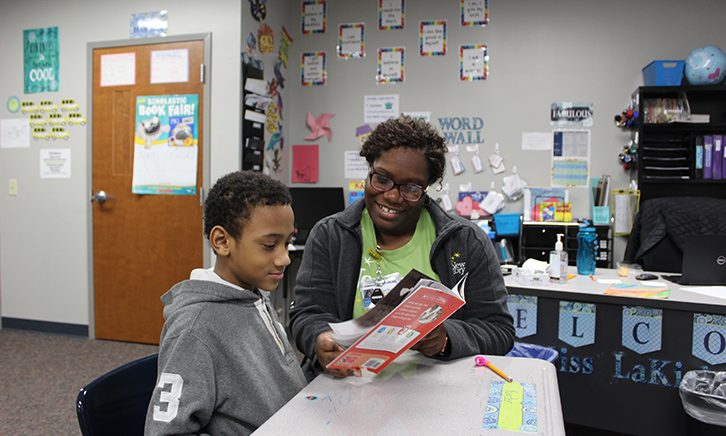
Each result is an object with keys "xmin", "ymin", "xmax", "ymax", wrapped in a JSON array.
[
  {"xmin": 200, "ymin": 64, "xmax": 205, "ymax": 83},
  {"xmin": 199, "ymin": 187, "xmax": 204, "ymax": 206}
]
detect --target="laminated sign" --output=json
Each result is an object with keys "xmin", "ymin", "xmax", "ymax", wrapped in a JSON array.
[{"xmin": 24, "ymin": 27, "xmax": 60, "ymax": 94}]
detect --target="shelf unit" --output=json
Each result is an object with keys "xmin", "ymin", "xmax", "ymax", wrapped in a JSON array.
[
  {"xmin": 634, "ymin": 85, "xmax": 726, "ymax": 202},
  {"xmin": 519, "ymin": 220, "xmax": 613, "ymax": 269}
]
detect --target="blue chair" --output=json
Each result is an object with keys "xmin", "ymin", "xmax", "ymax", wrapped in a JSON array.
[{"xmin": 76, "ymin": 353, "xmax": 158, "ymax": 436}]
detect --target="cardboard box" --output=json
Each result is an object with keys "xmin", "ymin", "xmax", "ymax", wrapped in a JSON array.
[{"xmin": 643, "ymin": 60, "xmax": 684, "ymax": 86}]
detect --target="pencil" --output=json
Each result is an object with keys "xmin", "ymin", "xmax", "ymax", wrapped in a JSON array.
[
  {"xmin": 476, "ymin": 357, "xmax": 513, "ymax": 382},
  {"xmin": 589, "ymin": 274, "xmax": 595, "ymax": 281}
]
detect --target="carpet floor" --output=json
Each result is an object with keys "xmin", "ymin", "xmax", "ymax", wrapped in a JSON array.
[{"xmin": 0, "ymin": 329, "xmax": 158, "ymax": 435}]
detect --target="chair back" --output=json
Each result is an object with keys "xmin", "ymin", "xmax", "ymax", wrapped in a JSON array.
[{"xmin": 76, "ymin": 353, "xmax": 158, "ymax": 436}]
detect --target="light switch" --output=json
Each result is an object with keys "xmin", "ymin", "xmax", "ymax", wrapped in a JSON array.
[{"xmin": 9, "ymin": 179, "xmax": 18, "ymax": 196}]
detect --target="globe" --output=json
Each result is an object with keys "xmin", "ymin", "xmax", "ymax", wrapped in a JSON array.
[{"xmin": 685, "ymin": 45, "xmax": 726, "ymax": 85}]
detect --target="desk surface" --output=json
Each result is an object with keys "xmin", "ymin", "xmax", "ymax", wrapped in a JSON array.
[
  {"xmin": 253, "ymin": 351, "xmax": 565, "ymax": 435},
  {"xmin": 506, "ymin": 267, "xmax": 726, "ymax": 309}
]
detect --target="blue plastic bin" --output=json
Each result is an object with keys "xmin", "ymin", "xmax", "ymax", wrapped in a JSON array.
[
  {"xmin": 505, "ymin": 342, "xmax": 559, "ymax": 363},
  {"xmin": 643, "ymin": 60, "xmax": 684, "ymax": 86},
  {"xmin": 493, "ymin": 213, "xmax": 521, "ymax": 237}
]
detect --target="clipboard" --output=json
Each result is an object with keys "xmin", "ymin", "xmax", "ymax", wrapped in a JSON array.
[{"xmin": 611, "ymin": 189, "xmax": 640, "ymax": 235}]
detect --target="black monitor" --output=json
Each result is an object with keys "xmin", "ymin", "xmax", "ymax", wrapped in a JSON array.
[{"xmin": 289, "ymin": 187, "xmax": 346, "ymax": 244}]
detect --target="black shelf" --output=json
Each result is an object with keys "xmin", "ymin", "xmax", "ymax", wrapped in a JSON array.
[{"xmin": 634, "ymin": 85, "xmax": 726, "ymax": 202}]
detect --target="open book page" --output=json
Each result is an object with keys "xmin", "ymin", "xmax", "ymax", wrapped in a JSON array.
[
  {"xmin": 327, "ymin": 270, "xmax": 468, "ymax": 374},
  {"xmin": 330, "ymin": 269, "xmax": 431, "ymax": 347}
]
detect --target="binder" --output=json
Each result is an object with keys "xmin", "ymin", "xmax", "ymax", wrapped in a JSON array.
[
  {"xmin": 714, "ymin": 134, "xmax": 723, "ymax": 180},
  {"xmin": 704, "ymin": 135, "xmax": 713, "ymax": 179},
  {"xmin": 694, "ymin": 135, "xmax": 704, "ymax": 179}
]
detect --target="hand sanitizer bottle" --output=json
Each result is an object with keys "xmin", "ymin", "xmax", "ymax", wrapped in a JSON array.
[{"xmin": 549, "ymin": 233, "xmax": 568, "ymax": 282}]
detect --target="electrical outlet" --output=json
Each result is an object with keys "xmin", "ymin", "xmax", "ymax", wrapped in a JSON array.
[{"xmin": 9, "ymin": 179, "xmax": 18, "ymax": 196}]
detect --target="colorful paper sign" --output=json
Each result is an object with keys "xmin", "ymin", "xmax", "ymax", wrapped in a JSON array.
[
  {"xmin": 302, "ymin": 52, "xmax": 326, "ymax": 86},
  {"xmin": 338, "ymin": 23, "xmax": 365, "ymax": 59},
  {"xmin": 132, "ymin": 95, "xmax": 199, "ymax": 195},
  {"xmin": 302, "ymin": 0, "xmax": 326, "ymax": 34},
  {"xmin": 377, "ymin": 47, "xmax": 405, "ymax": 83},
  {"xmin": 461, "ymin": 0, "xmax": 488, "ymax": 26},
  {"xmin": 460, "ymin": 44, "xmax": 487, "ymax": 81},
  {"xmin": 379, "ymin": 0, "xmax": 404, "ymax": 30},
  {"xmin": 420, "ymin": 21, "xmax": 446, "ymax": 56},
  {"xmin": 24, "ymin": 27, "xmax": 60, "ymax": 93}
]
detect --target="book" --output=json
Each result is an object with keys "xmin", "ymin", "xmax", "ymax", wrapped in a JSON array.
[
  {"xmin": 694, "ymin": 136, "xmax": 704, "ymax": 179},
  {"xmin": 713, "ymin": 135, "xmax": 723, "ymax": 180},
  {"xmin": 704, "ymin": 135, "xmax": 713, "ymax": 179},
  {"xmin": 327, "ymin": 269, "xmax": 467, "ymax": 374}
]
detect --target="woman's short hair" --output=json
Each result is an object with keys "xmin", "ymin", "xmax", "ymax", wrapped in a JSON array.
[{"xmin": 360, "ymin": 115, "xmax": 448, "ymax": 186}]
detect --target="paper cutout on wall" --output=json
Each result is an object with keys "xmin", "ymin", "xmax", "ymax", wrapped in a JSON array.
[
  {"xmin": 622, "ymin": 306, "xmax": 663, "ymax": 355},
  {"xmin": 508, "ymin": 294, "xmax": 538, "ymax": 339},
  {"xmin": 356, "ymin": 124, "xmax": 372, "ymax": 145},
  {"xmin": 292, "ymin": 144, "xmax": 319, "ymax": 183},
  {"xmin": 305, "ymin": 112, "xmax": 334, "ymax": 141},
  {"xmin": 693, "ymin": 313, "xmax": 726, "ymax": 365},
  {"xmin": 558, "ymin": 301, "xmax": 596, "ymax": 348}
]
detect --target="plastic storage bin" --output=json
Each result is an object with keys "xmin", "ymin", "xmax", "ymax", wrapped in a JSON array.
[
  {"xmin": 506, "ymin": 342, "xmax": 559, "ymax": 363},
  {"xmin": 643, "ymin": 60, "xmax": 684, "ymax": 86},
  {"xmin": 493, "ymin": 213, "xmax": 521, "ymax": 237},
  {"xmin": 679, "ymin": 370, "xmax": 726, "ymax": 434}
]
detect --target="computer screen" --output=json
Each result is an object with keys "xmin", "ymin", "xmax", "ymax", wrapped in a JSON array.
[{"xmin": 289, "ymin": 187, "xmax": 346, "ymax": 243}]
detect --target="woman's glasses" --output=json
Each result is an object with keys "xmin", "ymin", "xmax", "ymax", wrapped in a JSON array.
[{"xmin": 368, "ymin": 170, "xmax": 426, "ymax": 202}]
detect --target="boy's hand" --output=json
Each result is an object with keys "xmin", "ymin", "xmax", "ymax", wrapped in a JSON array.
[
  {"xmin": 410, "ymin": 322, "xmax": 447, "ymax": 357},
  {"xmin": 315, "ymin": 331, "xmax": 362, "ymax": 378}
]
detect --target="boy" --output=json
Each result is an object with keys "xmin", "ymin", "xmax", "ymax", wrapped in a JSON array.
[{"xmin": 145, "ymin": 171, "xmax": 307, "ymax": 436}]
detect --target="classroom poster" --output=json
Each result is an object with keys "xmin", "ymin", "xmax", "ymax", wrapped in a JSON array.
[
  {"xmin": 302, "ymin": 52, "xmax": 326, "ymax": 86},
  {"xmin": 420, "ymin": 21, "xmax": 446, "ymax": 56},
  {"xmin": 302, "ymin": 1, "xmax": 326, "ymax": 34},
  {"xmin": 24, "ymin": 26, "xmax": 60, "ymax": 93},
  {"xmin": 460, "ymin": 45, "xmax": 487, "ymax": 81},
  {"xmin": 461, "ymin": 0, "xmax": 488, "ymax": 26},
  {"xmin": 551, "ymin": 130, "xmax": 590, "ymax": 187},
  {"xmin": 379, "ymin": 0, "xmax": 404, "ymax": 30},
  {"xmin": 377, "ymin": 47, "xmax": 404, "ymax": 83},
  {"xmin": 338, "ymin": 23, "xmax": 365, "ymax": 59},
  {"xmin": 131, "ymin": 95, "xmax": 199, "ymax": 195}
]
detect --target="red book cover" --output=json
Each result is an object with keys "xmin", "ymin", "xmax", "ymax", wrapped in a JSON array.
[{"xmin": 327, "ymin": 270, "xmax": 467, "ymax": 374}]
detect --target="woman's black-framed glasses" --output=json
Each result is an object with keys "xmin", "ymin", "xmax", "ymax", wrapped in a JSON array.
[{"xmin": 368, "ymin": 170, "xmax": 426, "ymax": 202}]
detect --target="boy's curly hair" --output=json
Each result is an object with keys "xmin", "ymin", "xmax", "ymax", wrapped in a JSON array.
[
  {"xmin": 203, "ymin": 171, "xmax": 291, "ymax": 240},
  {"xmin": 360, "ymin": 115, "xmax": 448, "ymax": 186}
]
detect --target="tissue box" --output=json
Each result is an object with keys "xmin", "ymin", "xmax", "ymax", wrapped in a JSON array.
[{"xmin": 513, "ymin": 268, "xmax": 550, "ymax": 286}]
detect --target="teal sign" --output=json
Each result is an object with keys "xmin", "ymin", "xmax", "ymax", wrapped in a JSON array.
[{"xmin": 24, "ymin": 27, "xmax": 60, "ymax": 94}]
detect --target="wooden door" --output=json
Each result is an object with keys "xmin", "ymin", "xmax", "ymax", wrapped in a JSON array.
[{"xmin": 91, "ymin": 37, "xmax": 207, "ymax": 344}]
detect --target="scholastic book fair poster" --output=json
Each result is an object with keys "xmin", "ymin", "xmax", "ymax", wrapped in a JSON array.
[{"xmin": 132, "ymin": 95, "xmax": 199, "ymax": 195}]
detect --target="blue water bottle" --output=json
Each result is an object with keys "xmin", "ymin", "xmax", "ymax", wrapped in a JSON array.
[{"xmin": 576, "ymin": 220, "xmax": 598, "ymax": 275}]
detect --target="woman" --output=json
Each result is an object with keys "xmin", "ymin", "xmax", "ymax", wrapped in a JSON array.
[{"xmin": 290, "ymin": 115, "xmax": 514, "ymax": 380}]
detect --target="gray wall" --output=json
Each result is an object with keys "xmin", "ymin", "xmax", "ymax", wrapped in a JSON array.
[
  {"xmin": 282, "ymin": 0, "xmax": 726, "ymax": 265},
  {"xmin": 1, "ymin": 0, "xmax": 725, "ymax": 329},
  {"xmin": 0, "ymin": 0, "xmax": 242, "ymax": 327}
]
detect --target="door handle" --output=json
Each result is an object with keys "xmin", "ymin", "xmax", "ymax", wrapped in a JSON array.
[{"xmin": 91, "ymin": 190, "xmax": 115, "ymax": 204}]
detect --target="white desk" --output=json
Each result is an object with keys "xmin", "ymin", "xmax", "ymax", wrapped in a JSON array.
[
  {"xmin": 504, "ymin": 267, "xmax": 726, "ymax": 435},
  {"xmin": 253, "ymin": 351, "xmax": 565, "ymax": 435}
]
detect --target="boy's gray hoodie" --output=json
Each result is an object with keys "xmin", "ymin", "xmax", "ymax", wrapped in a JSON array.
[{"xmin": 145, "ymin": 270, "xmax": 306, "ymax": 436}]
